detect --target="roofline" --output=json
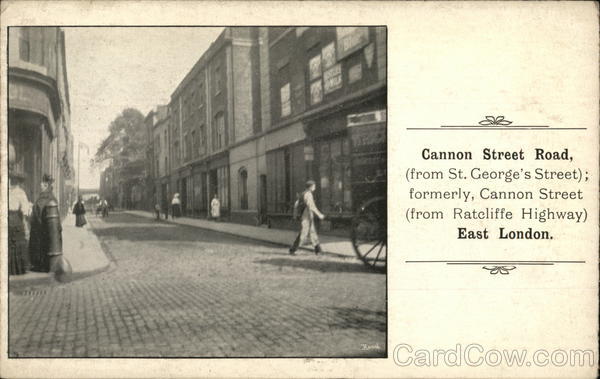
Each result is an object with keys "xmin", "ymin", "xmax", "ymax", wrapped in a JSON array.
[{"xmin": 169, "ymin": 27, "xmax": 232, "ymax": 102}]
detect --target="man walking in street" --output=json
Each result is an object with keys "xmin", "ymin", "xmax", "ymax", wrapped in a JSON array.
[{"xmin": 289, "ymin": 180, "xmax": 325, "ymax": 255}]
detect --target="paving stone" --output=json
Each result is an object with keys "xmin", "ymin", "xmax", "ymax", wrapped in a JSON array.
[{"xmin": 9, "ymin": 212, "xmax": 386, "ymax": 357}]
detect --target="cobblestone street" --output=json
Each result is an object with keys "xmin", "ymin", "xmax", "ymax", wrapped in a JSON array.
[{"xmin": 9, "ymin": 212, "xmax": 386, "ymax": 358}]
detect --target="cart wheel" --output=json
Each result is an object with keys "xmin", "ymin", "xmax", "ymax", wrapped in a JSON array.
[{"xmin": 351, "ymin": 196, "xmax": 387, "ymax": 273}]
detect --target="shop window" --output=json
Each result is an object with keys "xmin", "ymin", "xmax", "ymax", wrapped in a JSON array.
[
  {"xmin": 217, "ymin": 166, "xmax": 229, "ymax": 209},
  {"xmin": 319, "ymin": 136, "xmax": 352, "ymax": 213},
  {"xmin": 266, "ymin": 144, "xmax": 305, "ymax": 214},
  {"xmin": 280, "ymin": 83, "xmax": 291, "ymax": 117},
  {"xmin": 239, "ymin": 168, "xmax": 248, "ymax": 210}
]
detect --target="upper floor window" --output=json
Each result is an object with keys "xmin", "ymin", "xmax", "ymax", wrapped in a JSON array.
[
  {"xmin": 214, "ymin": 113, "xmax": 225, "ymax": 150},
  {"xmin": 198, "ymin": 82, "xmax": 205, "ymax": 109},
  {"xmin": 214, "ymin": 65, "xmax": 222, "ymax": 95},
  {"xmin": 192, "ymin": 130, "xmax": 198, "ymax": 159},
  {"xmin": 199, "ymin": 124, "xmax": 207, "ymax": 156},
  {"xmin": 280, "ymin": 83, "xmax": 291, "ymax": 117},
  {"xmin": 18, "ymin": 28, "xmax": 30, "ymax": 62}
]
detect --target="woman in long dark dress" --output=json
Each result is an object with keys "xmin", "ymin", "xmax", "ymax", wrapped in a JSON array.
[
  {"xmin": 73, "ymin": 195, "xmax": 87, "ymax": 227},
  {"xmin": 8, "ymin": 169, "xmax": 32, "ymax": 275}
]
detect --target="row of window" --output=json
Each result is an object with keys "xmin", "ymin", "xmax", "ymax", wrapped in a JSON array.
[{"xmin": 278, "ymin": 27, "xmax": 373, "ymax": 119}]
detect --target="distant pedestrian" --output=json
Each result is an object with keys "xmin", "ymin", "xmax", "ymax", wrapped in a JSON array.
[
  {"xmin": 171, "ymin": 193, "xmax": 182, "ymax": 218},
  {"xmin": 210, "ymin": 194, "xmax": 220, "ymax": 221},
  {"xmin": 289, "ymin": 180, "xmax": 325, "ymax": 255},
  {"xmin": 163, "ymin": 197, "xmax": 169, "ymax": 219},
  {"xmin": 29, "ymin": 174, "xmax": 62, "ymax": 272},
  {"xmin": 8, "ymin": 164, "xmax": 32, "ymax": 275},
  {"xmin": 101, "ymin": 199, "xmax": 109, "ymax": 218},
  {"xmin": 73, "ymin": 195, "xmax": 87, "ymax": 227},
  {"xmin": 154, "ymin": 202, "xmax": 161, "ymax": 221}
]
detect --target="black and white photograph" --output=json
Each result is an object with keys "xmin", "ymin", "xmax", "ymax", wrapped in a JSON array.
[
  {"xmin": 3, "ymin": 2, "xmax": 598, "ymax": 379},
  {"xmin": 6, "ymin": 26, "xmax": 387, "ymax": 358}
]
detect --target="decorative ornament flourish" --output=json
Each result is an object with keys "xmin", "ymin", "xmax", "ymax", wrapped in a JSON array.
[
  {"xmin": 483, "ymin": 265, "xmax": 516, "ymax": 275},
  {"xmin": 478, "ymin": 116, "xmax": 513, "ymax": 126}
]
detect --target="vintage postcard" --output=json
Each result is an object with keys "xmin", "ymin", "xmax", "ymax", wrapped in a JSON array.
[{"xmin": 0, "ymin": 1, "xmax": 597, "ymax": 378}]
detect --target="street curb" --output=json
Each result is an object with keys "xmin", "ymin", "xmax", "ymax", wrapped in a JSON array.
[
  {"xmin": 124, "ymin": 211, "xmax": 355, "ymax": 260},
  {"xmin": 8, "ymin": 261, "xmax": 114, "ymax": 292}
]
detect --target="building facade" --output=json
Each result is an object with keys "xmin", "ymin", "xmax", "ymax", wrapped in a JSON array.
[
  {"xmin": 148, "ymin": 105, "xmax": 170, "ymax": 212},
  {"xmin": 263, "ymin": 26, "xmax": 387, "ymax": 233},
  {"xmin": 141, "ymin": 26, "xmax": 387, "ymax": 234},
  {"xmin": 167, "ymin": 27, "xmax": 262, "ymax": 219},
  {"xmin": 8, "ymin": 27, "xmax": 75, "ymax": 217}
]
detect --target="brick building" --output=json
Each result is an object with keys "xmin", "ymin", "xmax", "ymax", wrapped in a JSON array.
[
  {"xmin": 152, "ymin": 26, "xmax": 386, "ymax": 233},
  {"xmin": 263, "ymin": 26, "xmax": 387, "ymax": 233},
  {"xmin": 8, "ymin": 27, "xmax": 75, "ymax": 217},
  {"xmin": 167, "ymin": 27, "xmax": 262, "ymax": 219},
  {"xmin": 147, "ymin": 105, "xmax": 170, "ymax": 212}
]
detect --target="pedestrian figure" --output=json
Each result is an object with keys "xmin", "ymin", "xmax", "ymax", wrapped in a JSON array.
[
  {"xmin": 8, "ymin": 164, "xmax": 32, "ymax": 275},
  {"xmin": 171, "ymin": 193, "xmax": 182, "ymax": 218},
  {"xmin": 211, "ymin": 194, "xmax": 220, "ymax": 221},
  {"xmin": 73, "ymin": 195, "xmax": 87, "ymax": 227},
  {"xmin": 154, "ymin": 202, "xmax": 161, "ymax": 221},
  {"xmin": 289, "ymin": 180, "xmax": 325, "ymax": 255},
  {"xmin": 101, "ymin": 199, "xmax": 109, "ymax": 218},
  {"xmin": 29, "ymin": 174, "xmax": 62, "ymax": 272},
  {"xmin": 163, "ymin": 197, "xmax": 169, "ymax": 219}
]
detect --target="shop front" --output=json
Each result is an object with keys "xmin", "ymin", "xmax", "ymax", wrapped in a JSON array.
[
  {"xmin": 304, "ymin": 101, "xmax": 386, "ymax": 235},
  {"xmin": 264, "ymin": 122, "xmax": 309, "ymax": 230}
]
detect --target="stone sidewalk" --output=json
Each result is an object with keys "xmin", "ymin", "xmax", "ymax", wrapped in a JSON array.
[
  {"xmin": 125, "ymin": 210, "xmax": 357, "ymax": 259},
  {"xmin": 9, "ymin": 213, "xmax": 112, "ymax": 290}
]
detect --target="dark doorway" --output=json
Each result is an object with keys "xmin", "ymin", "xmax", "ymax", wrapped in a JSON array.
[
  {"xmin": 180, "ymin": 178, "xmax": 187, "ymax": 216},
  {"xmin": 259, "ymin": 174, "xmax": 267, "ymax": 224}
]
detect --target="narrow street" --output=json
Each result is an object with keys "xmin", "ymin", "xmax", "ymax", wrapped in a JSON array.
[{"xmin": 9, "ymin": 212, "xmax": 386, "ymax": 358}]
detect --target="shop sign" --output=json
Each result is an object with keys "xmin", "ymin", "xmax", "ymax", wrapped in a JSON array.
[
  {"xmin": 323, "ymin": 64, "xmax": 342, "ymax": 94},
  {"xmin": 321, "ymin": 42, "xmax": 336, "ymax": 69},
  {"xmin": 310, "ymin": 80, "xmax": 323, "ymax": 104},
  {"xmin": 347, "ymin": 110, "xmax": 387, "ymax": 127},
  {"xmin": 336, "ymin": 27, "xmax": 369, "ymax": 60}
]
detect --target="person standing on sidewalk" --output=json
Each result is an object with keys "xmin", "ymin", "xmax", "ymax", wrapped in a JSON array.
[
  {"xmin": 211, "ymin": 194, "xmax": 220, "ymax": 221},
  {"xmin": 289, "ymin": 180, "xmax": 325, "ymax": 255},
  {"xmin": 163, "ymin": 196, "xmax": 170, "ymax": 219},
  {"xmin": 8, "ymin": 165, "xmax": 32, "ymax": 275},
  {"xmin": 29, "ymin": 174, "xmax": 61, "ymax": 272},
  {"xmin": 172, "ymin": 193, "xmax": 182, "ymax": 218},
  {"xmin": 73, "ymin": 195, "xmax": 87, "ymax": 227},
  {"xmin": 154, "ymin": 200, "xmax": 162, "ymax": 221}
]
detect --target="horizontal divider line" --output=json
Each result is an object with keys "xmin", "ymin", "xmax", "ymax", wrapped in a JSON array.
[{"xmin": 405, "ymin": 260, "xmax": 586, "ymax": 263}]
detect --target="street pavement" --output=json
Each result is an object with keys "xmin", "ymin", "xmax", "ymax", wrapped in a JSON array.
[
  {"xmin": 8, "ymin": 211, "xmax": 386, "ymax": 357},
  {"xmin": 126, "ymin": 209, "xmax": 357, "ymax": 258}
]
